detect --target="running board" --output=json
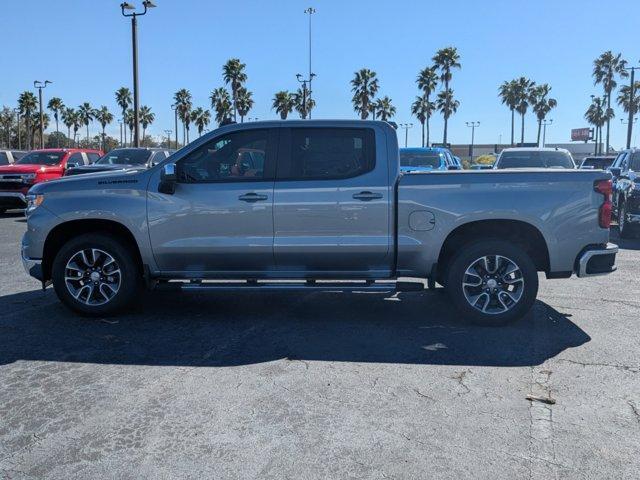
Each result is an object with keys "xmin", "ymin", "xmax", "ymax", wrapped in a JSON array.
[{"xmin": 156, "ymin": 280, "xmax": 425, "ymax": 293}]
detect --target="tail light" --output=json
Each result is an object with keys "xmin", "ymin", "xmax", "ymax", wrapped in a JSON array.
[{"xmin": 594, "ymin": 179, "xmax": 612, "ymax": 229}]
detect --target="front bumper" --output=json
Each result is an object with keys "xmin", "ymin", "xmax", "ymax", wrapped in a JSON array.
[
  {"xmin": 576, "ymin": 243, "xmax": 618, "ymax": 277},
  {"xmin": 0, "ymin": 191, "xmax": 27, "ymax": 208},
  {"xmin": 21, "ymin": 246, "xmax": 43, "ymax": 281}
]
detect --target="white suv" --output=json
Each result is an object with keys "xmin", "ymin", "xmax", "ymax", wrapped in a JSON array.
[{"xmin": 494, "ymin": 147, "xmax": 576, "ymax": 169}]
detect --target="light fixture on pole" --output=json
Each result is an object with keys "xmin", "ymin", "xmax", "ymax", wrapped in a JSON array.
[
  {"xmin": 120, "ymin": 1, "xmax": 157, "ymax": 148},
  {"xmin": 466, "ymin": 121, "xmax": 480, "ymax": 162},
  {"xmin": 34, "ymin": 80, "xmax": 52, "ymax": 149},
  {"xmin": 541, "ymin": 119, "xmax": 553, "ymax": 147},
  {"xmin": 399, "ymin": 123, "xmax": 413, "ymax": 147},
  {"xmin": 296, "ymin": 73, "xmax": 315, "ymax": 120}
]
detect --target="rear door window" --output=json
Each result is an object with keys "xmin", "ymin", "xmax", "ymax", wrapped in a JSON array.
[
  {"xmin": 278, "ymin": 128, "xmax": 376, "ymax": 180},
  {"xmin": 86, "ymin": 152, "xmax": 101, "ymax": 163},
  {"xmin": 66, "ymin": 153, "xmax": 85, "ymax": 168},
  {"xmin": 630, "ymin": 152, "xmax": 640, "ymax": 172}
]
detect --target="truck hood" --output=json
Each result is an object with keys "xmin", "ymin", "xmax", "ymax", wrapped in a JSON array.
[
  {"xmin": 65, "ymin": 164, "xmax": 145, "ymax": 176},
  {"xmin": 0, "ymin": 164, "xmax": 60, "ymax": 175},
  {"xmin": 29, "ymin": 168, "xmax": 148, "ymax": 194}
]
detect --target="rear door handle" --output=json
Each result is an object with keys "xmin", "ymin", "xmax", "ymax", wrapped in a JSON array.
[
  {"xmin": 239, "ymin": 193, "xmax": 268, "ymax": 202},
  {"xmin": 352, "ymin": 191, "xmax": 383, "ymax": 201}
]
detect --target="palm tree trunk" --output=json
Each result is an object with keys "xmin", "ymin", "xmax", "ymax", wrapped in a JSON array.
[
  {"xmin": 536, "ymin": 119, "xmax": 542, "ymax": 146},
  {"xmin": 510, "ymin": 109, "xmax": 515, "ymax": 146},
  {"xmin": 605, "ymin": 92, "xmax": 611, "ymax": 153},
  {"xmin": 520, "ymin": 113, "xmax": 525, "ymax": 145},
  {"xmin": 55, "ymin": 118, "xmax": 59, "ymax": 147},
  {"xmin": 122, "ymin": 110, "xmax": 127, "ymax": 146},
  {"xmin": 67, "ymin": 126, "xmax": 71, "ymax": 147},
  {"xmin": 102, "ymin": 126, "xmax": 105, "ymax": 151},
  {"xmin": 143, "ymin": 127, "xmax": 146, "ymax": 146},
  {"xmin": 421, "ymin": 120, "xmax": 425, "ymax": 148},
  {"xmin": 426, "ymin": 115, "xmax": 430, "ymax": 147},
  {"xmin": 443, "ymin": 116, "xmax": 448, "ymax": 145},
  {"xmin": 86, "ymin": 124, "xmax": 89, "ymax": 143}
]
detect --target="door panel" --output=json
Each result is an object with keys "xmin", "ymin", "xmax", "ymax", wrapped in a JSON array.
[
  {"xmin": 272, "ymin": 127, "xmax": 392, "ymax": 275},
  {"xmin": 147, "ymin": 128, "xmax": 276, "ymax": 275}
]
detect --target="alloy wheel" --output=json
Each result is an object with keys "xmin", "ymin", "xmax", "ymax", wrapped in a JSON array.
[{"xmin": 64, "ymin": 248, "xmax": 121, "ymax": 306}]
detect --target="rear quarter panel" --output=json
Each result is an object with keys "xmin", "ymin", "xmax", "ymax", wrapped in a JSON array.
[{"xmin": 397, "ymin": 169, "xmax": 611, "ymax": 277}]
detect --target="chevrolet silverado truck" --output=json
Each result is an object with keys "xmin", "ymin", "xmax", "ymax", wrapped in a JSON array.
[
  {"xmin": 21, "ymin": 121, "xmax": 617, "ymax": 325},
  {"xmin": 0, "ymin": 148, "xmax": 103, "ymax": 212}
]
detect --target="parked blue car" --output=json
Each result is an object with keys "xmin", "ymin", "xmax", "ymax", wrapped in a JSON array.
[{"xmin": 400, "ymin": 147, "xmax": 462, "ymax": 172}]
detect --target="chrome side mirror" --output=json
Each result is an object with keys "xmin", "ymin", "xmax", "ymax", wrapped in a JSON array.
[{"xmin": 159, "ymin": 163, "xmax": 177, "ymax": 194}]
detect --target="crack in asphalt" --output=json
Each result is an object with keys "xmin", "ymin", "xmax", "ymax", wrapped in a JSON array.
[{"xmin": 557, "ymin": 358, "xmax": 640, "ymax": 373}]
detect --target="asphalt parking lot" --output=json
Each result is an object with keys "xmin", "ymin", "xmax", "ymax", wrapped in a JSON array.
[{"xmin": 0, "ymin": 212, "xmax": 638, "ymax": 479}]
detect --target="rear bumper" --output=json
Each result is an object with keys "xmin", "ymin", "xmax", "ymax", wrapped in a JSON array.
[
  {"xmin": 0, "ymin": 191, "xmax": 27, "ymax": 208},
  {"xmin": 576, "ymin": 243, "xmax": 618, "ymax": 277}
]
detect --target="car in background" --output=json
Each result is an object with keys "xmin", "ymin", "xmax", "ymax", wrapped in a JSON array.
[
  {"xmin": 400, "ymin": 147, "xmax": 461, "ymax": 172},
  {"xmin": 64, "ymin": 147, "xmax": 174, "ymax": 176},
  {"xmin": 580, "ymin": 156, "xmax": 616, "ymax": 170},
  {"xmin": 0, "ymin": 150, "xmax": 27, "ymax": 165},
  {"xmin": 0, "ymin": 148, "xmax": 102, "ymax": 213},
  {"xmin": 609, "ymin": 148, "xmax": 640, "ymax": 238},
  {"xmin": 494, "ymin": 147, "xmax": 576, "ymax": 169}
]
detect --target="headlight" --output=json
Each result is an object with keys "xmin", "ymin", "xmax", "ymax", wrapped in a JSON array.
[
  {"xmin": 26, "ymin": 194, "xmax": 44, "ymax": 215},
  {"xmin": 21, "ymin": 173, "xmax": 36, "ymax": 184}
]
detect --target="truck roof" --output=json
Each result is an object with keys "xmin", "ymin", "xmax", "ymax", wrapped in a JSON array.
[{"xmin": 500, "ymin": 147, "xmax": 571, "ymax": 153}]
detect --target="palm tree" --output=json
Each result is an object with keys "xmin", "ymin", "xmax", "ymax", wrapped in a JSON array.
[
  {"xmin": 210, "ymin": 87, "xmax": 233, "ymax": 125},
  {"xmin": 436, "ymin": 90, "xmax": 460, "ymax": 142},
  {"xmin": 61, "ymin": 107, "xmax": 75, "ymax": 147},
  {"xmin": 17, "ymin": 91, "xmax": 37, "ymax": 149},
  {"xmin": 46, "ymin": 97, "xmax": 64, "ymax": 147},
  {"xmin": 593, "ymin": 51, "xmax": 628, "ymax": 153},
  {"xmin": 294, "ymin": 88, "xmax": 316, "ymax": 119},
  {"xmin": 272, "ymin": 91, "xmax": 296, "ymax": 119},
  {"xmin": 222, "ymin": 58, "xmax": 247, "ymax": 121},
  {"xmin": 531, "ymin": 84, "xmax": 557, "ymax": 146},
  {"xmin": 617, "ymin": 82, "xmax": 640, "ymax": 116},
  {"xmin": 499, "ymin": 80, "xmax": 519, "ymax": 145},
  {"xmin": 585, "ymin": 96, "xmax": 607, "ymax": 155},
  {"xmin": 139, "ymin": 105, "xmax": 155, "ymax": 146},
  {"xmin": 190, "ymin": 107, "xmax": 211, "ymax": 136},
  {"xmin": 124, "ymin": 109, "xmax": 135, "ymax": 146},
  {"xmin": 235, "ymin": 87, "xmax": 254, "ymax": 123},
  {"xmin": 374, "ymin": 96, "xmax": 396, "ymax": 121},
  {"xmin": 30, "ymin": 112, "xmax": 49, "ymax": 148},
  {"xmin": 77, "ymin": 102, "xmax": 94, "ymax": 142},
  {"xmin": 416, "ymin": 66, "xmax": 438, "ymax": 146},
  {"xmin": 351, "ymin": 68, "xmax": 379, "ymax": 119},
  {"xmin": 432, "ymin": 47, "xmax": 461, "ymax": 143},
  {"xmin": 93, "ymin": 106, "xmax": 113, "ymax": 151},
  {"xmin": 411, "ymin": 95, "xmax": 435, "ymax": 147},
  {"xmin": 173, "ymin": 88, "xmax": 192, "ymax": 144},
  {"xmin": 115, "ymin": 87, "xmax": 132, "ymax": 146},
  {"xmin": 513, "ymin": 77, "xmax": 536, "ymax": 144}
]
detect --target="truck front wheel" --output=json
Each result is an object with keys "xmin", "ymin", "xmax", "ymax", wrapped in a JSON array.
[
  {"xmin": 445, "ymin": 239, "xmax": 538, "ymax": 326},
  {"xmin": 52, "ymin": 233, "xmax": 142, "ymax": 316}
]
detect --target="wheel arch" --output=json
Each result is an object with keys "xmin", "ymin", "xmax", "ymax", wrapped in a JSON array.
[{"xmin": 42, "ymin": 219, "xmax": 143, "ymax": 282}]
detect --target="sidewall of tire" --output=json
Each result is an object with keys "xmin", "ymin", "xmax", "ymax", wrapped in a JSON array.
[
  {"xmin": 52, "ymin": 233, "xmax": 142, "ymax": 316},
  {"xmin": 444, "ymin": 239, "xmax": 539, "ymax": 326}
]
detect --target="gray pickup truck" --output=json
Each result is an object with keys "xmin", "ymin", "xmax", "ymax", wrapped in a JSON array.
[{"xmin": 21, "ymin": 120, "xmax": 617, "ymax": 325}]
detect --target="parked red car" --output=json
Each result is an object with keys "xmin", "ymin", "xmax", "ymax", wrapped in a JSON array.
[{"xmin": 0, "ymin": 148, "xmax": 103, "ymax": 212}]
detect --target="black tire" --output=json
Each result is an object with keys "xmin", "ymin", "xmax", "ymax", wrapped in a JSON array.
[
  {"xmin": 0, "ymin": 208, "xmax": 6, "ymax": 214},
  {"xmin": 618, "ymin": 202, "xmax": 639, "ymax": 239},
  {"xmin": 444, "ymin": 239, "xmax": 538, "ymax": 326},
  {"xmin": 52, "ymin": 233, "xmax": 142, "ymax": 316}
]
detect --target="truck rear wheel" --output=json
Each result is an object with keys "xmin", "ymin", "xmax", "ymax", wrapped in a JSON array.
[
  {"xmin": 445, "ymin": 239, "xmax": 538, "ymax": 326},
  {"xmin": 52, "ymin": 233, "xmax": 142, "ymax": 316}
]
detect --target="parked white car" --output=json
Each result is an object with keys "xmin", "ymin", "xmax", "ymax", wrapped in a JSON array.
[{"xmin": 494, "ymin": 147, "xmax": 576, "ymax": 169}]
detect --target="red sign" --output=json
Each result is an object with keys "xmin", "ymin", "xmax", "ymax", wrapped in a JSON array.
[{"xmin": 571, "ymin": 128, "xmax": 591, "ymax": 142}]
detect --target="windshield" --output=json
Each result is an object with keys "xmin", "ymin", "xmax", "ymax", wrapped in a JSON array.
[
  {"xmin": 581, "ymin": 158, "xmax": 613, "ymax": 169},
  {"xmin": 400, "ymin": 151, "xmax": 443, "ymax": 169},
  {"xmin": 497, "ymin": 151, "xmax": 575, "ymax": 169},
  {"xmin": 15, "ymin": 151, "xmax": 65, "ymax": 166},
  {"xmin": 96, "ymin": 149, "xmax": 152, "ymax": 166}
]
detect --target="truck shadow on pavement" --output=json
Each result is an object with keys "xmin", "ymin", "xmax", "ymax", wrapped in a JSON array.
[{"xmin": 0, "ymin": 287, "xmax": 591, "ymax": 368}]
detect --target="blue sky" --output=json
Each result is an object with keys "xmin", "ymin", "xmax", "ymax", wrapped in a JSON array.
[{"xmin": 3, "ymin": 0, "xmax": 639, "ymax": 148}]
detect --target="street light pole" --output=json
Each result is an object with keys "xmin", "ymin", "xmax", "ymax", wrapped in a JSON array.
[
  {"xmin": 296, "ymin": 74, "xmax": 315, "ymax": 119},
  {"xmin": 121, "ymin": 1, "xmax": 156, "ymax": 148},
  {"xmin": 171, "ymin": 104, "xmax": 178, "ymax": 149},
  {"xmin": 34, "ymin": 80, "xmax": 52, "ymax": 149},
  {"xmin": 399, "ymin": 123, "xmax": 413, "ymax": 147},
  {"xmin": 164, "ymin": 129, "xmax": 172, "ymax": 148},
  {"xmin": 118, "ymin": 120, "xmax": 123, "ymax": 146},
  {"xmin": 304, "ymin": 7, "xmax": 316, "ymax": 118},
  {"xmin": 542, "ymin": 119, "xmax": 553, "ymax": 148},
  {"xmin": 466, "ymin": 121, "xmax": 480, "ymax": 162},
  {"xmin": 623, "ymin": 64, "xmax": 639, "ymax": 149}
]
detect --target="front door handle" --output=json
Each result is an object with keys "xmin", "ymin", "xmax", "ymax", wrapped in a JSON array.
[
  {"xmin": 352, "ymin": 191, "xmax": 383, "ymax": 201},
  {"xmin": 239, "ymin": 192, "xmax": 268, "ymax": 202}
]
